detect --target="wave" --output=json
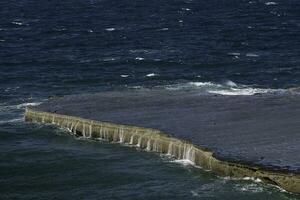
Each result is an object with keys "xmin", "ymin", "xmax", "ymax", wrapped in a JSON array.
[
  {"xmin": 146, "ymin": 73, "xmax": 157, "ymax": 77},
  {"xmin": 265, "ymin": 2, "xmax": 277, "ymax": 5},
  {"xmin": 0, "ymin": 117, "xmax": 23, "ymax": 124},
  {"xmin": 135, "ymin": 57, "xmax": 145, "ymax": 61},
  {"xmin": 242, "ymin": 177, "xmax": 262, "ymax": 183},
  {"xmin": 207, "ymin": 88, "xmax": 273, "ymax": 96},
  {"xmin": 0, "ymin": 102, "xmax": 42, "ymax": 125},
  {"xmin": 105, "ymin": 28, "xmax": 115, "ymax": 31},
  {"xmin": 188, "ymin": 81, "xmax": 217, "ymax": 87},
  {"xmin": 162, "ymin": 81, "xmax": 286, "ymax": 96},
  {"xmin": 120, "ymin": 74, "xmax": 129, "ymax": 78},
  {"xmin": 235, "ymin": 183, "xmax": 264, "ymax": 193},
  {"xmin": 16, "ymin": 102, "xmax": 41, "ymax": 109},
  {"xmin": 0, "ymin": 102, "xmax": 42, "ymax": 112},
  {"xmin": 11, "ymin": 21, "xmax": 23, "ymax": 26}
]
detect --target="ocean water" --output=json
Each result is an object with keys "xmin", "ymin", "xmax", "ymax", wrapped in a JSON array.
[{"xmin": 1, "ymin": 0, "xmax": 300, "ymax": 199}]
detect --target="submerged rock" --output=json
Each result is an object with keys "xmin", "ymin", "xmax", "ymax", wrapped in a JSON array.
[{"xmin": 25, "ymin": 89, "xmax": 300, "ymax": 193}]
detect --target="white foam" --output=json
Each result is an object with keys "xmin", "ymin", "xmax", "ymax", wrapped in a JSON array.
[
  {"xmin": 188, "ymin": 81, "xmax": 219, "ymax": 87},
  {"xmin": 242, "ymin": 177, "xmax": 262, "ymax": 183},
  {"xmin": 208, "ymin": 88, "xmax": 266, "ymax": 96},
  {"xmin": 265, "ymin": 2, "xmax": 277, "ymax": 5},
  {"xmin": 236, "ymin": 184, "xmax": 264, "ymax": 193},
  {"xmin": 0, "ymin": 102, "xmax": 42, "ymax": 112},
  {"xmin": 171, "ymin": 159, "xmax": 195, "ymax": 166},
  {"xmin": 12, "ymin": 21, "xmax": 23, "ymax": 25},
  {"xmin": 167, "ymin": 81, "xmax": 282, "ymax": 96},
  {"xmin": 165, "ymin": 81, "xmax": 222, "ymax": 91},
  {"xmin": 16, "ymin": 102, "xmax": 41, "ymax": 109},
  {"xmin": 120, "ymin": 74, "xmax": 129, "ymax": 78},
  {"xmin": 224, "ymin": 80, "xmax": 237, "ymax": 87},
  {"xmin": 228, "ymin": 52, "xmax": 241, "ymax": 56},
  {"xmin": 146, "ymin": 73, "xmax": 157, "ymax": 77},
  {"xmin": 105, "ymin": 28, "xmax": 115, "ymax": 31},
  {"xmin": 160, "ymin": 28, "xmax": 169, "ymax": 31},
  {"xmin": 135, "ymin": 57, "xmax": 145, "ymax": 61}
]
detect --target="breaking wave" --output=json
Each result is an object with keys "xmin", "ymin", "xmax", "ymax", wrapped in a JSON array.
[
  {"xmin": 163, "ymin": 81, "xmax": 285, "ymax": 96},
  {"xmin": 0, "ymin": 102, "xmax": 42, "ymax": 111}
]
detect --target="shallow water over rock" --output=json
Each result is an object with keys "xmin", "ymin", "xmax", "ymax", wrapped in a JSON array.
[{"xmin": 35, "ymin": 89, "xmax": 300, "ymax": 173}]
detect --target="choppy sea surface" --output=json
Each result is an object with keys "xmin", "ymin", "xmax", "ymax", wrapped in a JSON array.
[{"xmin": 1, "ymin": 0, "xmax": 300, "ymax": 199}]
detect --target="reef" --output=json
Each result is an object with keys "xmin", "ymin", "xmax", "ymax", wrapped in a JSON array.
[{"xmin": 25, "ymin": 90, "xmax": 300, "ymax": 193}]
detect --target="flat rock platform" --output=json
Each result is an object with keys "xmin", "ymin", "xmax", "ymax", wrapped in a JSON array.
[{"xmin": 25, "ymin": 89, "xmax": 300, "ymax": 193}]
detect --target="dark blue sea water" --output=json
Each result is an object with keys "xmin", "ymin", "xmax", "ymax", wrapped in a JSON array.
[{"xmin": 1, "ymin": 0, "xmax": 300, "ymax": 199}]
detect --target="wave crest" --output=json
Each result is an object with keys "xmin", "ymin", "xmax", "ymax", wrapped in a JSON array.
[{"xmin": 165, "ymin": 81, "xmax": 283, "ymax": 96}]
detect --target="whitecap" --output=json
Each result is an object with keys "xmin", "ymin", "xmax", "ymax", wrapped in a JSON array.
[
  {"xmin": 246, "ymin": 53, "xmax": 259, "ymax": 57},
  {"xmin": 224, "ymin": 80, "xmax": 237, "ymax": 87},
  {"xmin": 146, "ymin": 73, "xmax": 157, "ymax": 77},
  {"xmin": 12, "ymin": 21, "xmax": 23, "ymax": 26},
  {"xmin": 208, "ymin": 88, "xmax": 268, "ymax": 96},
  {"xmin": 15, "ymin": 102, "xmax": 42, "ymax": 110},
  {"xmin": 165, "ymin": 81, "xmax": 221, "ymax": 91},
  {"xmin": 164, "ymin": 81, "xmax": 286, "ymax": 96},
  {"xmin": 135, "ymin": 57, "xmax": 145, "ymax": 61},
  {"xmin": 228, "ymin": 52, "xmax": 241, "ymax": 56},
  {"xmin": 265, "ymin": 2, "xmax": 277, "ymax": 5},
  {"xmin": 105, "ymin": 28, "xmax": 115, "ymax": 31},
  {"xmin": 0, "ymin": 101, "xmax": 42, "ymax": 112},
  {"xmin": 120, "ymin": 74, "xmax": 129, "ymax": 78},
  {"xmin": 242, "ymin": 177, "xmax": 262, "ymax": 183},
  {"xmin": 87, "ymin": 29, "xmax": 93, "ymax": 33},
  {"xmin": 188, "ymin": 81, "xmax": 220, "ymax": 87}
]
